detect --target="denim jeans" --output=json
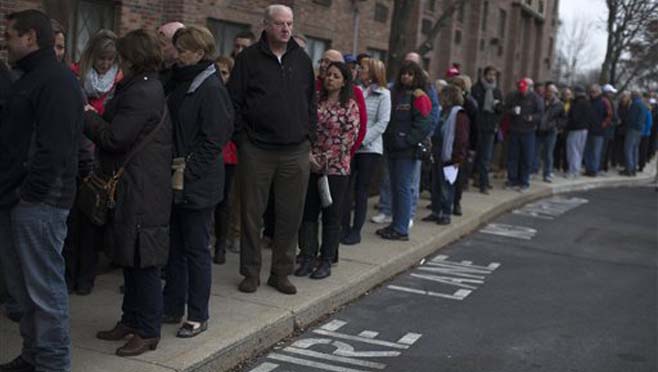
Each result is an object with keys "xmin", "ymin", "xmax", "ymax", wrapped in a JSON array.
[
  {"xmin": 507, "ymin": 131, "xmax": 536, "ymax": 187},
  {"xmin": 0, "ymin": 202, "xmax": 71, "ymax": 371},
  {"xmin": 409, "ymin": 159, "xmax": 422, "ymax": 220},
  {"xmin": 584, "ymin": 134, "xmax": 605, "ymax": 174},
  {"xmin": 378, "ymin": 153, "xmax": 392, "ymax": 216},
  {"xmin": 478, "ymin": 131, "xmax": 496, "ymax": 189},
  {"xmin": 567, "ymin": 129, "xmax": 588, "ymax": 176},
  {"xmin": 388, "ymin": 157, "xmax": 416, "ymax": 235},
  {"xmin": 535, "ymin": 129, "xmax": 558, "ymax": 178},
  {"xmin": 624, "ymin": 129, "xmax": 642, "ymax": 172},
  {"xmin": 164, "ymin": 206, "xmax": 213, "ymax": 322}
]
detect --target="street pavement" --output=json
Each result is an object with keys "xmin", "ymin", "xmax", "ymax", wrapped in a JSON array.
[
  {"xmin": 244, "ymin": 187, "xmax": 657, "ymax": 372},
  {"xmin": 0, "ymin": 167, "xmax": 655, "ymax": 372}
]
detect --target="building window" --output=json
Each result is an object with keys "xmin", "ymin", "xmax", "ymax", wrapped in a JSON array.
[
  {"xmin": 375, "ymin": 3, "xmax": 389, "ymax": 23},
  {"xmin": 69, "ymin": 0, "xmax": 116, "ymax": 60},
  {"xmin": 313, "ymin": 0, "xmax": 332, "ymax": 6},
  {"xmin": 538, "ymin": 0, "xmax": 545, "ymax": 13},
  {"xmin": 426, "ymin": 0, "xmax": 436, "ymax": 12},
  {"xmin": 480, "ymin": 38, "xmax": 485, "ymax": 51},
  {"xmin": 207, "ymin": 19, "xmax": 250, "ymax": 57},
  {"xmin": 422, "ymin": 19, "xmax": 433, "ymax": 35},
  {"xmin": 482, "ymin": 1, "xmax": 489, "ymax": 31},
  {"xmin": 457, "ymin": 3, "xmax": 465, "ymax": 23},
  {"xmin": 367, "ymin": 48, "xmax": 387, "ymax": 62},
  {"xmin": 498, "ymin": 9, "xmax": 507, "ymax": 38},
  {"xmin": 454, "ymin": 29, "xmax": 462, "ymax": 45},
  {"xmin": 307, "ymin": 36, "xmax": 330, "ymax": 69}
]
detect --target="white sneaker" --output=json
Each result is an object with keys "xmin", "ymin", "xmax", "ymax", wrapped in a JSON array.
[
  {"xmin": 408, "ymin": 219, "xmax": 414, "ymax": 229},
  {"xmin": 371, "ymin": 213, "xmax": 392, "ymax": 224}
]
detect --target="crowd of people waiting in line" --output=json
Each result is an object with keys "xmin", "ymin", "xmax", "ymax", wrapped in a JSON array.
[{"xmin": 0, "ymin": 4, "xmax": 656, "ymax": 372}]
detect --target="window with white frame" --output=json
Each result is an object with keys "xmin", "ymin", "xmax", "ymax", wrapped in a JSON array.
[{"xmin": 207, "ymin": 19, "xmax": 251, "ymax": 58}]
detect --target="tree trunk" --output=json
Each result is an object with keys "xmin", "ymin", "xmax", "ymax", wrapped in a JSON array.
[{"xmin": 386, "ymin": 0, "xmax": 416, "ymax": 81}]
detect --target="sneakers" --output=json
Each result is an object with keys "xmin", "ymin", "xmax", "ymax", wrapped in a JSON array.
[
  {"xmin": 371, "ymin": 213, "xmax": 392, "ymax": 224},
  {"xmin": 543, "ymin": 175, "xmax": 553, "ymax": 183},
  {"xmin": 518, "ymin": 185, "xmax": 530, "ymax": 193},
  {"xmin": 408, "ymin": 219, "xmax": 414, "ymax": 229}
]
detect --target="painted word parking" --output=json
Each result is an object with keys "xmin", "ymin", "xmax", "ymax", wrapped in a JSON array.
[
  {"xmin": 387, "ymin": 255, "xmax": 500, "ymax": 301},
  {"xmin": 249, "ymin": 320, "xmax": 422, "ymax": 372}
]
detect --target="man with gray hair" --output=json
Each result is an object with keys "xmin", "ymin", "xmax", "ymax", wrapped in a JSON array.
[
  {"xmin": 228, "ymin": 4, "xmax": 316, "ymax": 295},
  {"xmin": 584, "ymin": 84, "xmax": 613, "ymax": 176}
]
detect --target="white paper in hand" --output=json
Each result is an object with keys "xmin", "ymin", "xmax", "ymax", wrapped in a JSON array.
[{"xmin": 443, "ymin": 165, "xmax": 459, "ymax": 185}]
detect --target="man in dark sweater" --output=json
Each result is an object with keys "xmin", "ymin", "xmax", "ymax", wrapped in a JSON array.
[
  {"xmin": 0, "ymin": 10, "xmax": 83, "ymax": 372},
  {"xmin": 583, "ymin": 84, "xmax": 613, "ymax": 176},
  {"xmin": 505, "ymin": 78, "xmax": 544, "ymax": 191},
  {"xmin": 228, "ymin": 4, "xmax": 316, "ymax": 295}
]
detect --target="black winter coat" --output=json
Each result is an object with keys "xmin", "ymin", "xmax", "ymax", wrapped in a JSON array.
[
  {"xmin": 0, "ymin": 48, "xmax": 83, "ymax": 209},
  {"xmin": 227, "ymin": 32, "xmax": 317, "ymax": 148},
  {"xmin": 505, "ymin": 91, "xmax": 544, "ymax": 133},
  {"xmin": 471, "ymin": 80, "xmax": 504, "ymax": 134},
  {"xmin": 566, "ymin": 96, "xmax": 595, "ymax": 131},
  {"xmin": 166, "ymin": 62, "xmax": 234, "ymax": 209},
  {"xmin": 84, "ymin": 72, "xmax": 172, "ymax": 268}
]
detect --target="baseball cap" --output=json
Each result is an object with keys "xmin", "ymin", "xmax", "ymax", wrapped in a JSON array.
[
  {"xmin": 517, "ymin": 78, "xmax": 529, "ymax": 93},
  {"xmin": 602, "ymin": 84, "xmax": 618, "ymax": 94}
]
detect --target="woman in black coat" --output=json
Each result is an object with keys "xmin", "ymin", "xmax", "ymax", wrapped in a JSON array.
[
  {"xmin": 84, "ymin": 29, "xmax": 172, "ymax": 357},
  {"xmin": 161, "ymin": 26, "xmax": 233, "ymax": 338}
]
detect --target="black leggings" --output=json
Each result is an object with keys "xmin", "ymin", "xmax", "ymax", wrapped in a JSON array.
[
  {"xmin": 341, "ymin": 153, "xmax": 381, "ymax": 233},
  {"xmin": 214, "ymin": 164, "xmax": 235, "ymax": 244}
]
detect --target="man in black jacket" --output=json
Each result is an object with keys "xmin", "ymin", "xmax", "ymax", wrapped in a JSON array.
[
  {"xmin": 228, "ymin": 4, "xmax": 316, "ymax": 295},
  {"xmin": 471, "ymin": 66, "xmax": 504, "ymax": 194},
  {"xmin": 504, "ymin": 78, "xmax": 544, "ymax": 191},
  {"xmin": 0, "ymin": 10, "xmax": 83, "ymax": 372}
]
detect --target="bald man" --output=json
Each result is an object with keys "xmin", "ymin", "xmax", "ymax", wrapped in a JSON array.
[{"xmin": 158, "ymin": 22, "xmax": 184, "ymax": 66}]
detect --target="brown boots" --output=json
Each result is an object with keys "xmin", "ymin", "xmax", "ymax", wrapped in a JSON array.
[{"xmin": 96, "ymin": 322, "xmax": 159, "ymax": 357}]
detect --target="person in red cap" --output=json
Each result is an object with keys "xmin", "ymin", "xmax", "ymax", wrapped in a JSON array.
[
  {"xmin": 446, "ymin": 64, "xmax": 460, "ymax": 79},
  {"xmin": 504, "ymin": 77, "xmax": 544, "ymax": 191}
]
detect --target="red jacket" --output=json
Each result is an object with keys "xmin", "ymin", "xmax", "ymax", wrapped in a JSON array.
[
  {"xmin": 316, "ymin": 78, "xmax": 367, "ymax": 155},
  {"xmin": 71, "ymin": 63, "xmax": 123, "ymax": 115}
]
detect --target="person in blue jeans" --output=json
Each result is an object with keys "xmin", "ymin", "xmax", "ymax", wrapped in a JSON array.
[
  {"xmin": 378, "ymin": 61, "xmax": 432, "ymax": 240},
  {"xmin": 621, "ymin": 91, "xmax": 649, "ymax": 176},
  {"xmin": 0, "ymin": 10, "xmax": 83, "ymax": 372},
  {"xmin": 584, "ymin": 84, "xmax": 613, "ymax": 176},
  {"xmin": 505, "ymin": 78, "xmax": 544, "ymax": 191},
  {"xmin": 535, "ymin": 84, "xmax": 565, "ymax": 182}
]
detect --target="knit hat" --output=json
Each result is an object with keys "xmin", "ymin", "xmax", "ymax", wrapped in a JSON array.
[{"xmin": 517, "ymin": 78, "xmax": 529, "ymax": 93}]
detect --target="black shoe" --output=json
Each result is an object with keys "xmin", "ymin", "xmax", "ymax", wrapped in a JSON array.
[
  {"xmin": 375, "ymin": 226, "xmax": 394, "ymax": 236},
  {"xmin": 294, "ymin": 258, "xmax": 316, "ymax": 277},
  {"xmin": 421, "ymin": 214, "xmax": 440, "ymax": 222},
  {"xmin": 341, "ymin": 230, "xmax": 361, "ymax": 245},
  {"xmin": 6, "ymin": 311, "xmax": 22, "ymax": 323},
  {"xmin": 453, "ymin": 204, "xmax": 462, "ymax": 216},
  {"xmin": 380, "ymin": 229, "xmax": 409, "ymax": 241},
  {"xmin": 75, "ymin": 286, "xmax": 93, "ymax": 296},
  {"xmin": 479, "ymin": 188, "xmax": 489, "ymax": 195},
  {"xmin": 176, "ymin": 321, "xmax": 208, "ymax": 338},
  {"xmin": 161, "ymin": 314, "xmax": 182, "ymax": 324},
  {"xmin": 437, "ymin": 216, "xmax": 451, "ymax": 225},
  {"xmin": 267, "ymin": 275, "xmax": 297, "ymax": 295},
  {"xmin": 310, "ymin": 260, "xmax": 331, "ymax": 279},
  {"xmin": 0, "ymin": 356, "xmax": 34, "ymax": 372},
  {"xmin": 213, "ymin": 245, "xmax": 226, "ymax": 265},
  {"xmin": 238, "ymin": 276, "xmax": 260, "ymax": 293}
]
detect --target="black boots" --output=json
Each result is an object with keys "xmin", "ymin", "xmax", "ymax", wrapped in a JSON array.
[{"xmin": 294, "ymin": 224, "xmax": 340, "ymax": 279}]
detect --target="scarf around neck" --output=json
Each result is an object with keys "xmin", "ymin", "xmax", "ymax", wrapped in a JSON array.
[
  {"xmin": 83, "ymin": 65, "xmax": 118, "ymax": 98},
  {"xmin": 481, "ymin": 79, "xmax": 497, "ymax": 113},
  {"xmin": 440, "ymin": 105, "xmax": 463, "ymax": 163}
]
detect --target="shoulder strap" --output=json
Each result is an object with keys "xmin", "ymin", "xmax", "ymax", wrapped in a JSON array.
[{"xmin": 114, "ymin": 107, "xmax": 169, "ymax": 179}]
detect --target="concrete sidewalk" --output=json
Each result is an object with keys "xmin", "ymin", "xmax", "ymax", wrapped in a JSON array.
[{"xmin": 0, "ymin": 165, "xmax": 655, "ymax": 372}]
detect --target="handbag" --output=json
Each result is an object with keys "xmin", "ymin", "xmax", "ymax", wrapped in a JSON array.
[
  {"xmin": 415, "ymin": 137, "xmax": 434, "ymax": 163},
  {"xmin": 77, "ymin": 109, "xmax": 169, "ymax": 226}
]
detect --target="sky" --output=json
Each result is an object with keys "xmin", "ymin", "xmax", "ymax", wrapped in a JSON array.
[{"xmin": 558, "ymin": 0, "xmax": 609, "ymax": 70}]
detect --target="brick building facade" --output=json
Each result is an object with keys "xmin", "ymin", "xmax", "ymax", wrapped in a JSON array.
[{"xmin": 1, "ymin": 0, "xmax": 557, "ymax": 93}]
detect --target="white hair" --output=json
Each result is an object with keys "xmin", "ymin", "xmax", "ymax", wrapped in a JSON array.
[{"xmin": 263, "ymin": 4, "xmax": 293, "ymax": 24}]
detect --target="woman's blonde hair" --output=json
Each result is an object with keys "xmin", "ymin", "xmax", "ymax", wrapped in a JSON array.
[
  {"xmin": 366, "ymin": 58, "xmax": 387, "ymax": 88},
  {"xmin": 79, "ymin": 29, "xmax": 117, "ymax": 78},
  {"xmin": 173, "ymin": 25, "xmax": 216, "ymax": 59}
]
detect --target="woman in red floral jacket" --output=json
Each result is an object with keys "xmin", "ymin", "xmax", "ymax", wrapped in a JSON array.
[{"xmin": 295, "ymin": 62, "xmax": 360, "ymax": 279}]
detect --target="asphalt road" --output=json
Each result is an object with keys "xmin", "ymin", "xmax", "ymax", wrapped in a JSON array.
[{"xmin": 244, "ymin": 186, "xmax": 657, "ymax": 372}]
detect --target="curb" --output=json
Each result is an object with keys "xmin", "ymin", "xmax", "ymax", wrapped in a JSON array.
[{"xmin": 190, "ymin": 169, "xmax": 656, "ymax": 372}]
